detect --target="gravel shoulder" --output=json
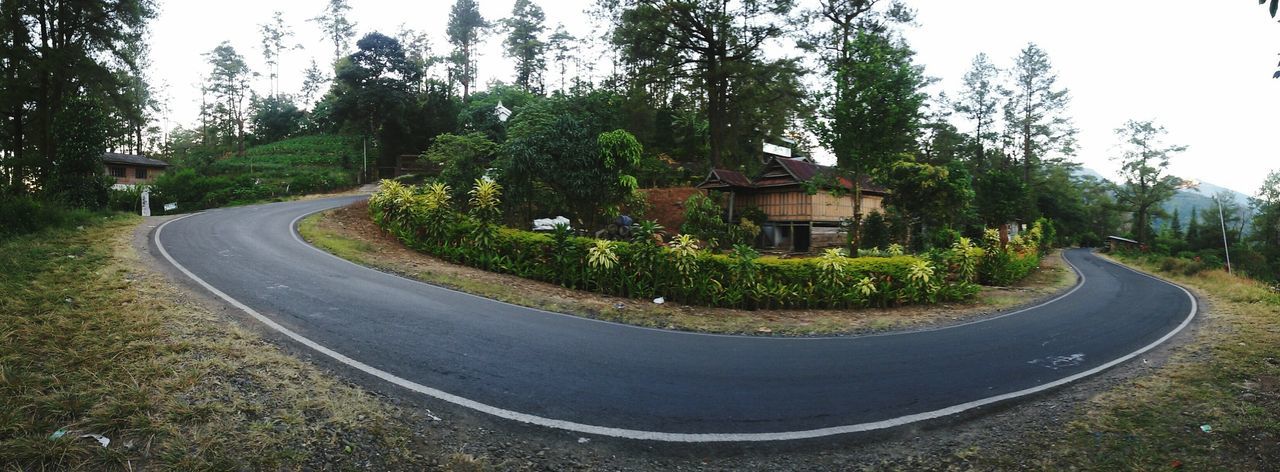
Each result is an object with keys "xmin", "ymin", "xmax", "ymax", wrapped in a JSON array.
[{"xmin": 299, "ymin": 200, "xmax": 1078, "ymax": 337}]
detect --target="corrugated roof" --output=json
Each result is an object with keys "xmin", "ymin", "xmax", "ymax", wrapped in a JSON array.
[
  {"xmin": 760, "ymin": 157, "xmax": 888, "ymax": 194},
  {"xmin": 102, "ymin": 152, "xmax": 170, "ymax": 168},
  {"xmin": 696, "ymin": 157, "xmax": 889, "ymax": 195},
  {"xmin": 697, "ymin": 169, "xmax": 754, "ymax": 189}
]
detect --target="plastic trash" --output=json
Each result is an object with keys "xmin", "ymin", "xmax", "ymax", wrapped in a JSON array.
[
  {"xmin": 1200, "ymin": 424, "xmax": 1212, "ymax": 433},
  {"xmin": 49, "ymin": 428, "xmax": 68, "ymax": 440},
  {"xmin": 653, "ymin": 297, "xmax": 665, "ymax": 304},
  {"xmin": 80, "ymin": 434, "xmax": 110, "ymax": 447},
  {"xmin": 578, "ymin": 437, "xmax": 590, "ymax": 444},
  {"xmin": 531, "ymin": 216, "xmax": 571, "ymax": 231},
  {"xmin": 613, "ymin": 303, "xmax": 625, "ymax": 309}
]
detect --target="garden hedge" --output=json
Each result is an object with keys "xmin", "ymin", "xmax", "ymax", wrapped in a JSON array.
[{"xmin": 365, "ymin": 180, "xmax": 1037, "ymax": 310}]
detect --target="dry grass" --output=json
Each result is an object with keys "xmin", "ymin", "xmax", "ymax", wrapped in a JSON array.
[
  {"xmin": 298, "ymin": 202, "xmax": 1077, "ymax": 337},
  {"xmin": 963, "ymin": 255, "xmax": 1280, "ymax": 470},
  {"xmin": 0, "ymin": 216, "xmax": 440, "ymax": 469}
]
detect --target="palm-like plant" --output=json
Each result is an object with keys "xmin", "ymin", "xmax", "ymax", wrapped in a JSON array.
[{"xmin": 467, "ymin": 178, "xmax": 503, "ymax": 268}]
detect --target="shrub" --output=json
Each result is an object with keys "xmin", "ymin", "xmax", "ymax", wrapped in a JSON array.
[
  {"xmin": 369, "ymin": 183, "xmax": 989, "ymax": 310},
  {"xmin": 0, "ymin": 196, "xmax": 99, "ymax": 239}
]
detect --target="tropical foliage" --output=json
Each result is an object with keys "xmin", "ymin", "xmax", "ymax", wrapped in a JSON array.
[{"xmin": 370, "ymin": 181, "xmax": 982, "ymax": 310}]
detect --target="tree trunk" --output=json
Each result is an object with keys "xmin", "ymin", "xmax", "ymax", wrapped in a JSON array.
[
  {"xmin": 849, "ymin": 176, "xmax": 863, "ymax": 255},
  {"xmin": 236, "ymin": 119, "xmax": 245, "ymax": 156},
  {"xmin": 705, "ymin": 71, "xmax": 726, "ymax": 169},
  {"xmin": 1022, "ymin": 121, "xmax": 1032, "ymax": 184}
]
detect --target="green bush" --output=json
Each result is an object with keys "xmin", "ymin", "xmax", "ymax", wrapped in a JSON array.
[
  {"xmin": 370, "ymin": 181, "xmax": 983, "ymax": 310},
  {"xmin": 0, "ymin": 196, "xmax": 100, "ymax": 239},
  {"xmin": 976, "ymin": 227, "xmax": 1043, "ymax": 286}
]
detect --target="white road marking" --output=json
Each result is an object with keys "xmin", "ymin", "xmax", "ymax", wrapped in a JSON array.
[{"xmin": 154, "ymin": 205, "xmax": 1199, "ymax": 442}]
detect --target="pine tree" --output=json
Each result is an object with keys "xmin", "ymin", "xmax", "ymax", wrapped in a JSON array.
[
  {"xmin": 1185, "ymin": 207, "xmax": 1201, "ymax": 249},
  {"xmin": 310, "ymin": 0, "xmax": 356, "ymax": 65},
  {"xmin": 1002, "ymin": 43, "xmax": 1077, "ymax": 184},
  {"xmin": 448, "ymin": 0, "xmax": 488, "ymax": 100},
  {"xmin": 955, "ymin": 53, "xmax": 1001, "ymax": 168},
  {"xmin": 1169, "ymin": 208, "xmax": 1183, "ymax": 240},
  {"xmin": 502, "ymin": 0, "xmax": 546, "ymax": 94}
]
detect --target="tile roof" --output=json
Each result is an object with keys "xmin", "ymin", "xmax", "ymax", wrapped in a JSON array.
[{"xmin": 102, "ymin": 152, "xmax": 170, "ymax": 168}]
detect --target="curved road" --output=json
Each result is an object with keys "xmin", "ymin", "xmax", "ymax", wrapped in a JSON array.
[{"xmin": 152, "ymin": 196, "xmax": 1196, "ymax": 442}]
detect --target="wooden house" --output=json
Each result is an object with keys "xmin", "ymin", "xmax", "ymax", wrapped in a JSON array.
[
  {"xmin": 698, "ymin": 157, "xmax": 888, "ymax": 252},
  {"xmin": 103, "ymin": 152, "xmax": 169, "ymax": 188}
]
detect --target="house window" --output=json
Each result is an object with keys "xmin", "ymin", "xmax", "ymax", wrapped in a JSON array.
[
  {"xmin": 134, "ymin": 167, "xmax": 148, "ymax": 179},
  {"xmin": 108, "ymin": 166, "xmax": 126, "ymax": 178}
]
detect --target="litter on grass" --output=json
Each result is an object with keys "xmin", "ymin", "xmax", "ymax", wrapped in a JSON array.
[{"xmin": 80, "ymin": 434, "xmax": 110, "ymax": 447}]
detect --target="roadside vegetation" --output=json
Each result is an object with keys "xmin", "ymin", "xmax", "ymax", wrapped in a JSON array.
[
  {"xmin": 303, "ymin": 201, "xmax": 1073, "ymax": 335},
  {"xmin": 960, "ymin": 255, "xmax": 1280, "ymax": 470},
  {"xmin": 365, "ymin": 179, "xmax": 1056, "ymax": 311},
  {"xmin": 0, "ymin": 217, "xmax": 439, "ymax": 469},
  {"xmin": 106, "ymin": 135, "xmax": 361, "ymax": 215}
]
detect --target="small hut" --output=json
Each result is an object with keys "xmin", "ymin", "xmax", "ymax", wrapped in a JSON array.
[{"xmin": 698, "ymin": 157, "xmax": 888, "ymax": 252}]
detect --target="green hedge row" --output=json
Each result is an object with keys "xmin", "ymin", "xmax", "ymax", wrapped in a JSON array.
[{"xmin": 369, "ymin": 181, "xmax": 985, "ymax": 310}]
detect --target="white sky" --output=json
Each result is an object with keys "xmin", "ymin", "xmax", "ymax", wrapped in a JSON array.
[{"xmin": 148, "ymin": 0, "xmax": 1280, "ymax": 195}]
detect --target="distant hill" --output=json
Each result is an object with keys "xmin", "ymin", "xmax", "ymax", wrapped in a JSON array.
[{"xmin": 1073, "ymin": 168, "xmax": 1253, "ymax": 231}]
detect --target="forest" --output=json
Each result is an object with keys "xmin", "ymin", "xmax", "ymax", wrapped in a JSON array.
[{"xmin": 1, "ymin": 0, "xmax": 1278, "ymax": 282}]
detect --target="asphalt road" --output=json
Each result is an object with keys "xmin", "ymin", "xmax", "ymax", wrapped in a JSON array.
[{"xmin": 152, "ymin": 196, "xmax": 1196, "ymax": 442}]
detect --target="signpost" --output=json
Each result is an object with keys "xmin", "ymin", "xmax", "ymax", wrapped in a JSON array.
[{"xmin": 140, "ymin": 189, "xmax": 151, "ymax": 217}]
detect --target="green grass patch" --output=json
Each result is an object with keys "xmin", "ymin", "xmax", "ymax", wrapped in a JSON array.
[{"xmin": 0, "ymin": 216, "xmax": 425, "ymax": 469}]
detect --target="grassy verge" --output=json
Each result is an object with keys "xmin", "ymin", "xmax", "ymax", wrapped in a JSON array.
[
  {"xmin": 298, "ymin": 204, "xmax": 1075, "ymax": 336},
  {"xmin": 0, "ymin": 216, "xmax": 450, "ymax": 469},
  {"xmin": 969, "ymin": 254, "xmax": 1280, "ymax": 470}
]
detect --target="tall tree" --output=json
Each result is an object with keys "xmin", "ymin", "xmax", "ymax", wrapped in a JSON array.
[
  {"xmin": 48, "ymin": 94, "xmax": 109, "ymax": 208},
  {"xmin": 259, "ymin": 11, "xmax": 295, "ymax": 98},
  {"xmin": 1251, "ymin": 170, "xmax": 1280, "ymax": 278},
  {"xmin": 1002, "ymin": 43, "xmax": 1076, "ymax": 185},
  {"xmin": 1168, "ymin": 207, "xmax": 1183, "ymax": 239},
  {"xmin": 448, "ymin": 0, "xmax": 488, "ymax": 100},
  {"xmin": 608, "ymin": 0, "xmax": 797, "ymax": 169},
  {"xmin": 1112, "ymin": 119, "xmax": 1187, "ymax": 245},
  {"xmin": 395, "ymin": 26, "xmax": 437, "ymax": 89},
  {"xmin": 502, "ymin": 0, "xmax": 547, "ymax": 93},
  {"xmin": 330, "ymin": 32, "xmax": 421, "ymax": 179},
  {"xmin": 203, "ymin": 42, "xmax": 253, "ymax": 156},
  {"xmin": 300, "ymin": 58, "xmax": 326, "ymax": 106},
  {"xmin": 311, "ymin": 0, "xmax": 356, "ymax": 65},
  {"xmin": 0, "ymin": 0, "xmax": 155, "ymax": 195},
  {"xmin": 808, "ymin": 29, "xmax": 927, "ymax": 250},
  {"xmin": 546, "ymin": 24, "xmax": 575, "ymax": 93},
  {"xmin": 954, "ymin": 53, "xmax": 1001, "ymax": 167},
  {"xmin": 1185, "ymin": 207, "xmax": 1202, "ymax": 248}
]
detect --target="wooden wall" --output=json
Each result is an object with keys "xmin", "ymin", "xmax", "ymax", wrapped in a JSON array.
[
  {"xmin": 739, "ymin": 190, "xmax": 813, "ymax": 221},
  {"xmin": 739, "ymin": 189, "xmax": 886, "ymax": 223}
]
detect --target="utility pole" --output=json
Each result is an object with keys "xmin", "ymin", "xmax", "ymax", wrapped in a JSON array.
[
  {"xmin": 362, "ymin": 137, "xmax": 367, "ymax": 184},
  {"xmin": 1214, "ymin": 195, "xmax": 1232, "ymax": 275}
]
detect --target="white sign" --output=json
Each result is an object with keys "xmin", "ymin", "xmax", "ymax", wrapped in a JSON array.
[
  {"xmin": 164, "ymin": 202, "xmax": 178, "ymax": 212},
  {"xmin": 140, "ymin": 190, "xmax": 151, "ymax": 217},
  {"xmin": 762, "ymin": 142, "xmax": 792, "ymax": 158}
]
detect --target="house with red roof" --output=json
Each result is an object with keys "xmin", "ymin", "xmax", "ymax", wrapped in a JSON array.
[{"xmin": 697, "ymin": 156, "xmax": 887, "ymax": 252}]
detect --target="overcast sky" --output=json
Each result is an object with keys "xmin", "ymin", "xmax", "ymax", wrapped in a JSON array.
[{"xmin": 148, "ymin": 1, "xmax": 1280, "ymax": 195}]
